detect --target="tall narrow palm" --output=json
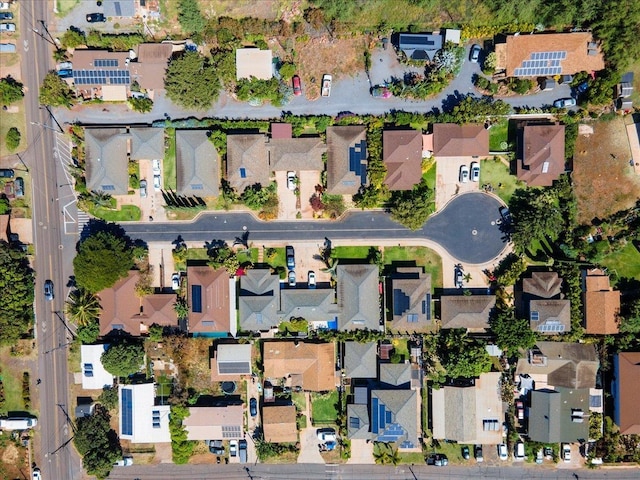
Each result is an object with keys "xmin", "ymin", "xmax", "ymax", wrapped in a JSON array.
[{"xmin": 65, "ymin": 289, "xmax": 101, "ymax": 327}]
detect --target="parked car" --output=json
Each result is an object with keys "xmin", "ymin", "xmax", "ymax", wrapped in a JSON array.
[
  {"xmin": 371, "ymin": 85, "xmax": 392, "ymax": 98},
  {"xmin": 536, "ymin": 448, "xmax": 544, "ymax": 464},
  {"xmin": 171, "ymin": 273, "xmax": 180, "ymax": 290},
  {"xmin": 139, "ymin": 179, "xmax": 147, "ymax": 197},
  {"xmin": 286, "ymin": 171, "xmax": 296, "ymax": 190},
  {"xmin": 562, "ymin": 443, "xmax": 571, "ymax": 463},
  {"xmin": 515, "ymin": 442, "xmax": 525, "ymax": 460},
  {"xmin": 286, "ymin": 246, "xmax": 295, "ymax": 269},
  {"xmin": 152, "ymin": 159, "xmax": 161, "ymax": 174},
  {"xmin": 32, "ymin": 468, "xmax": 42, "ymax": 480},
  {"xmin": 470, "ymin": 161, "xmax": 480, "ymax": 182},
  {"xmin": 229, "ymin": 440, "xmax": 238, "ymax": 457},
  {"xmin": 0, "ymin": 168, "xmax": 14, "ymax": 178},
  {"xmin": 470, "ymin": 44, "xmax": 481, "ymax": 62},
  {"xmin": 114, "ymin": 456, "xmax": 133, "ymax": 466},
  {"xmin": 238, "ymin": 439, "xmax": 247, "ymax": 463},
  {"xmin": 14, "ymin": 177, "xmax": 24, "ymax": 196},
  {"xmin": 208, "ymin": 440, "xmax": 225, "ymax": 455},
  {"xmin": 499, "ymin": 206, "xmax": 512, "ymax": 225},
  {"xmin": 543, "ymin": 446, "xmax": 553, "ymax": 458},
  {"xmin": 515, "ymin": 400, "xmax": 525, "ymax": 420},
  {"xmin": 44, "ymin": 280, "xmax": 54, "ymax": 301},
  {"xmin": 249, "ymin": 397, "xmax": 257, "ymax": 417},
  {"xmin": 323, "ymin": 440, "xmax": 337, "ymax": 451},
  {"xmin": 153, "ymin": 174, "xmax": 161, "ymax": 191},
  {"xmin": 474, "ymin": 445, "xmax": 483, "ymax": 462},
  {"xmin": 0, "ymin": 2, "xmax": 11, "ymax": 10},
  {"xmin": 0, "ymin": 11, "xmax": 13, "ymax": 20},
  {"xmin": 455, "ymin": 266, "xmax": 464, "ymax": 289},
  {"xmin": 288, "ymin": 270, "xmax": 296, "ymax": 287},
  {"xmin": 459, "ymin": 164, "xmax": 469, "ymax": 183},
  {"xmin": 0, "ymin": 23, "xmax": 15, "ymax": 32},
  {"xmin": 321, "ymin": 74, "xmax": 332, "ymax": 97},
  {"xmin": 461, "ymin": 445, "xmax": 470, "ymax": 460},
  {"xmin": 553, "ymin": 97, "xmax": 576, "ymax": 108},
  {"xmin": 57, "ymin": 69, "xmax": 73, "ymax": 78},
  {"xmin": 426, "ymin": 453, "xmax": 448, "ymax": 466},
  {"xmin": 86, "ymin": 13, "xmax": 106, "ymax": 23},
  {"xmin": 316, "ymin": 428, "xmax": 337, "ymax": 442},
  {"xmin": 498, "ymin": 443, "xmax": 508, "ymax": 460},
  {"xmin": 308, "ymin": 271, "xmax": 316, "ymax": 289},
  {"xmin": 292, "ymin": 75, "xmax": 302, "ymax": 96}
]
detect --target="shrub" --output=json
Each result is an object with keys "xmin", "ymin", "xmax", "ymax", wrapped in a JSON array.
[
  {"xmin": 129, "ymin": 96, "xmax": 153, "ymax": 113},
  {"xmin": 5, "ymin": 127, "xmax": 21, "ymax": 151},
  {"xmin": 0, "ymin": 76, "xmax": 24, "ymax": 105}
]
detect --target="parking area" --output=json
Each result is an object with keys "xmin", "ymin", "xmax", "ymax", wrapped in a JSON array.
[
  {"xmin": 275, "ymin": 170, "xmax": 298, "ymax": 219},
  {"xmin": 369, "ymin": 44, "xmax": 423, "ymax": 87},
  {"xmin": 275, "ymin": 170, "xmax": 321, "ymax": 220},
  {"xmin": 298, "ymin": 170, "xmax": 321, "ymax": 219},
  {"xmin": 147, "ymin": 242, "xmax": 176, "ymax": 289},
  {"xmin": 435, "ymin": 156, "xmax": 481, "ymax": 210},
  {"xmin": 138, "ymin": 158, "xmax": 166, "ymax": 221},
  {"xmin": 281, "ymin": 242, "xmax": 332, "ymax": 287}
]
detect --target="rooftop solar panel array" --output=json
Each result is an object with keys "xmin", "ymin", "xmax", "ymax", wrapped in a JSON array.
[
  {"xmin": 191, "ymin": 285, "xmax": 202, "ymax": 313},
  {"xmin": 73, "ymin": 69, "xmax": 130, "ymax": 85},
  {"xmin": 393, "ymin": 289, "xmax": 410, "ymax": 316},
  {"xmin": 218, "ymin": 361, "xmax": 251, "ymax": 375},
  {"xmin": 121, "ymin": 388, "xmax": 133, "ymax": 436},
  {"xmin": 347, "ymin": 140, "xmax": 367, "ymax": 185},
  {"xmin": 95, "ymin": 58, "xmax": 119, "ymax": 67},
  {"xmin": 222, "ymin": 425, "xmax": 242, "ymax": 438},
  {"xmin": 538, "ymin": 323, "xmax": 565, "ymax": 332},
  {"xmin": 514, "ymin": 50, "xmax": 567, "ymax": 77}
]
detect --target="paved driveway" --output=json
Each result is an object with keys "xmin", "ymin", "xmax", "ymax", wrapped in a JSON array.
[
  {"xmin": 435, "ymin": 156, "xmax": 481, "ymax": 209},
  {"xmin": 297, "ymin": 427, "xmax": 325, "ymax": 464},
  {"xmin": 347, "ymin": 439, "xmax": 375, "ymax": 464}
]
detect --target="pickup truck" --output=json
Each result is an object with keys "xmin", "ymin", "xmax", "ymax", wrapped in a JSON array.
[{"xmin": 321, "ymin": 74, "xmax": 332, "ymax": 97}]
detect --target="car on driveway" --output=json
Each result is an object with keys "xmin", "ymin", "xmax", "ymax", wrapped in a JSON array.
[
  {"xmin": 0, "ymin": 2, "xmax": 11, "ymax": 10},
  {"xmin": 470, "ymin": 44, "xmax": 481, "ymax": 62},
  {"xmin": 0, "ymin": 23, "xmax": 15, "ymax": 32},
  {"xmin": 153, "ymin": 159, "xmax": 161, "ymax": 174},
  {"xmin": 249, "ymin": 397, "xmax": 257, "ymax": 417},
  {"xmin": 171, "ymin": 273, "xmax": 180, "ymax": 290},
  {"xmin": 153, "ymin": 174, "xmax": 161, "ymax": 191},
  {"xmin": 308, "ymin": 271, "xmax": 316, "ymax": 288},
  {"xmin": 455, "ymin": 265, "xmax": 464, "ymax": 288},
  {"xmin": 15, "ymin": 177, "xmax": 24, "ymax": 196},
  {"xmin": 459, "ymin": 164, "xmax": 469, "ymax": 183},
  {"xmin": 0, "ymin": 168, "xmax": 14, "ymax": 178},
  {"xmin": 86, "ymin": 13, "xmax": 106, "ymax": 23},
  {"xmin": 229, "ymin": 440, "xmax": 238, "ymax": 457},
  {"xmin": 321, "ymin": 74, "xmax": 332, "ymax": 97},
  {"xmin": 292, "ymin": 75, "xmax": 302, "ymax": 96},
  {"xmin": 286, "ymin": 246, "xmax": 295, "ymax": 269},
  {"xmin": 553, "ymin": 97, "xmax": 576, "ymax": 108},
  {"xmin": 461, "ymin": 445, "xmax": 470, "ymax": 460},
  {"xmin": 427, "ymin": 453, "xmax": 448, "ymax": 466},
  {"xmin": 32, "ymin": 467, "xmax": 41, "ymax": 480},
  {"xmin": 515, "ymin": 400, "xmax": 525, "ymax": 420},
  {"xmin": 114, "ymin": 456, "xmax": 133, "ymax": 466},
  {"xmin": 0, "ymin": 11, "xmax": 13, "ymax": 20},
  {"xmin": 140, "ymin": 179, "xmax": 147, "ymax": 197},
  {"xmin": 287, "ymin": 171, "xmax": 296, "ymax": 190},
  {"xmin": 316, "ymin": 428, "xmax": 337, "ymax": 442},
  {"xmin": 498, "ymin": 443, "xmax": 508, "ymax": 460},
  {"xmin": 288, "ymin": 270, "xmax": 296, "ymax": 287},
  {"xmin": 474, "ymin": 445, "xmax": 483, "ymax": 462},
  {"xmin": 562, "ymin": 443, "xmax": 571, "ymax": 462},
  {"xmin": 238, "ymin": 439, "xmax": 247, "ymax": 463},
  {"xmin": 209, "ymin": 440, "xmax": 225, "ymax": 455},
  {"xmin": 470, "ymin": 162, "xmax": 480, "ymax": 182},
  {"xmin": 44, "ymin": 280, "xmax": 54, "ymax": 301}
]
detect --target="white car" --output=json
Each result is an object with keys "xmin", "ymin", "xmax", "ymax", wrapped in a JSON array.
[
  {"xmin": 114, "ymin": 456, "xmax": 133, "ymax": 466},
  {"xmin": 32, "ymin": 468, "xmax": 42, "ymax": 480},
  {"xmin": 0, "ymin": 23, "xmax": 16, "ymax": 32},
  {"xmin": 171, "ymin": 273, "xmax": 180, "ymax": 290},
  {"xmin": 498, "ymin": 443, "xmax": 508, "ymax": 460},
  {"xmin": 308, "ymin": 271, "xmax": 316, "ymax": 289},
  {"xmin": 459, "ymin": 164, "xmax": 469, "ymax": 183},
  {"xmin": 316, "ymin": 428, "xmax": 336, "ymax": 442},
  {"xmin": 152, "ymin": 159, "xmax": 161, "ymax": 174},
  {"xmin": 286, "ymin": 171, "xmax": 296, "ymax": 190},
  {"xmin": 229, "ymin": 440, "xmax": 238, "ymax": 457},
  {"xmin": 562, "ymin": 443, "xmax": 571, "ymax": 463},
  {"xmin": 0, "ymin": 2, "xmax": 11, "ymax": 10},
  {"xmin": 470, "ymin": 161, "xmax": 480, "ymax": 182},
  {"xmin": 153, "ymin": 174, "xmax": 161, "ymax": 191}
]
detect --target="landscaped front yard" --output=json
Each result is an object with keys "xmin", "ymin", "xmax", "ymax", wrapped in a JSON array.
[
  {"xmin": 601, "ymin": 242, "xmax": 640, "ymax": 285},
  {"xmin": 488, "ymin": 119, "xmax": 510, "ymax": 151},
  {"xmin": 311, "ymin": 391, "xmax": 338, "ymax": 425},
  {"xmin": 384, "ymin": 246, "xmax": 443, "ymax": 289},
  {"xmin": 479, "ymin": 156, "xmax": 524, "ymax": 205}
]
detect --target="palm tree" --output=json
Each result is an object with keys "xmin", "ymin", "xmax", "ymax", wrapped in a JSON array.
[
  {"xmin": 320, "ymin": 257, "xmax": 339, "ymax": 281},
  {"xmin": 173, "ymin": 298, "xmax": 189, "ymax": 320},
  {"xmin": 91, "ymin": 190, "xmax": 113, "ymax": 208},
  {"xmin": 65, "ymin": 289, "xmax": 101, "ymax": 327}
]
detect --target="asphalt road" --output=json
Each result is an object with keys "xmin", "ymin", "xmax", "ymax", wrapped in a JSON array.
[
  {"xmin": 122, "ymin": 192, "xmax": 506, "ymax": 265},
  {"xmin": 20, "ymin": 1, "xmax": 82, "ymax": 479}
]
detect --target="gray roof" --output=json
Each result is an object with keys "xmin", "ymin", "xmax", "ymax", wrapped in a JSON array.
[
  {"xmin": 103, "ymin": 0, "xmax": 136, "ymax": 17},
  {"xmin": 216, "ymin": 344, "xmax": 252, "ymax": 375},
  {"xmin": 379, "ymin": 363, "xmax": 412, "ymax": 387},
  {"xmin": 371, "ymin": 389, "xmax": 418, "ymax": 448},
  {"xmin": 270, "ymin": 137, "xmax": 326, "ymax": 172},
  {"xmin": 529, "ymin": 299, "xmax": 571, "ymax": 334},
  {"xmin": 226, "ymin": 134, "xmax": 270, "ymax": 193},
  {"xmin": 85, "ymin": 128, "xmax": 130, "ymax": 195},
  {"xmin": 326, "ymin": 126, "xmax": 368, "ymax": 195},
  {"xmin": 389, "ymin": 267, "xmax": 433, "ymax": 333},
  {"xmin": 398, "ymin": 33, "xmax": 443, "ymax": 61},
  {"xmin": 239, "ymin": 269, "xmax": 280, "ymax": 331},
  {"xmin": 440, "ymin": 295, "xmax": 495, "ymax": 330},
  {"xmin": 336, "ymin": 264, "xmax": 381, "ymax": 331},
  {"xmin": 279, "ymin": 288, "xmax": 339, "ymax": 323},
  {"xmin": 528, "ymin": 388, "xmax": 590, "ymax": 443},
  {"xmin": 130, "ymin": 128, "xmax": 164, "ymax": 160},
  {"xmin": 176, "ymin": 130, "xmax": 220, "ymax": 197},
  {"xmin": 344, "ymin": 341, "xmax": 378, "ymax": 379},
  {"xmin": 347, "ymin": 404, "xmax": 371, "ymax": 439},
  {"xmin": 523, "ymin": 271, "xmax": 563, "ymax": 298}
]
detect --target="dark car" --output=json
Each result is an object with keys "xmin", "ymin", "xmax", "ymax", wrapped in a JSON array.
[
  {"xmin": 292, "ymin": 75, "xmax": 302, "ymax": 96},
  {"xmin": 15, "ymin": 177, "xmax": 24, "ymax": 196},
  {"xmin": 474, "ymin": 445, "xmax": 484, "ymax": 462},
  {"xmin": 57, "ymin": 69, "xmax": 73, "ymax": 78},
  {"xmin": 0, "ymin": 11, "xmax": 13, "ymax": 20},
  {"xmin": 44, "ymin": 280, "xmax": 54, "ymax": 301},
  {"xmin": 427, "ymin": 453, "xmax": 448, "ymax": 466},
  {"xmin": 461, "ymin": 445, "xmax": 470, "ymax": 460},
  {"xmin": 499, "ymin": 206, "xmax": 512, "ymax": 225},
  {"xmin": 455, "ymin": 266, "xmax": 464, "ymax": 289},
  {"xmin": 208, "ymin": 440, "xmax": 224, "ymax": 455},
  {"xmin": 0, "ymin": 168, "xmax": 14, "ymax": 178},
  {"xmin": 286, "ymin": 245, "xmax": 295, "ymax": 269},
  {"xmin": 86, "ymin": 13, "xmax": 106, "ymax": 23},
  {"xmin": 249, "ymin": 397, "xmax": 257, "ymax": 417},
  {"xmin": 238, "ymin": 439, "xmax": 247, "ymax": 463},
  {"xmin": 470, "ymin": 44, "xmax": 481, "ymax": 63}
]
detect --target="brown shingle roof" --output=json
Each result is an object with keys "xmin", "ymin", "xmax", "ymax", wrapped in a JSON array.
[
  {"xmin": 226, "ymin": 134, "xmax": 270, "ymax": 192},
  {"xmin": 263, "ymin": 341, "xmax": 335, "ymax": 392},
  {"xmin": 517, "ymin": 125, "xmax": 565, "ymax": 187},
  {"xmin": 440, "ymin": 295, "xmax": 495, "ymax": 330},
  {"xmin": 584, "ymin": 269, "xmax": 620, "ymax": 335},
  {"xmin": 389, "ymin": 267, "xmax": 434, "ymax": 333},
  {"xmin": 326, "ymin": 126, "xmax": 368, "ymax": 195},
  {"xmin": 142, "ymin": 294, "xmax": 178, "ymax": 327},
  {"xmin": 187, "ymin": 266, "xmax": 231, "ymax": 334},
  {"xmin": 262, "ymin": 405, "xmax": 297, "ymax": 443},
  {"xmin": 523, "ymin": 271, "xmax": 562, "ymax": 298},
  {"xmin": 383, "ymin": 130, "xmax": 422, "ymax": 191},
  {"xmin": 494, "ymin": 32, "xmax": 605, "ymax": 77},
  {"xmin": 432, "ymin": 124, "xmax": 488, "ymax": 157},
  {"xmin": 130, "ymin": 43, "xmax": 173, "ymax": 91},
  {"xmin": 529, "ymin": 299, "xmax": 571, "ymax": 334},
  {"xmin": 615, "ymin": 352, "xmax": 640, "ymax": 435}
]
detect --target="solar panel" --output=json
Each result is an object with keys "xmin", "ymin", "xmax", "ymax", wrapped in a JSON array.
[
  {"xmin": 191, "ymin": 285, "xmax": 202, "ymax": 313},
  {"xmin": 425, "ymin": 294, "xmax": 432, "ymax": 320},
  {"xmin": 121, "ymin": 388, "xmax": 133, "ymax": 436},
  {"xmin": 239, "ymin": 167, "xmax": 246, "ymax": 178},
  {"xmin": 407, "ymin": 313, "xmax": 418, "ymax": 323},
  {"xmin": 379, "ymin": 402, "xmax": 386, "ymax": 429},
  {"xmin": 371, "ymin": 397, "xmax": 379, "ymax": 434},
  {"xmin": 349, "ymin": 417, "xmax": 360, "ymax": 429},
  {"xmin": 218, "ymin": 361, "xmax": 251, "ymax": 375},
  {"xmin": 393, "ymin": 288, "xmax": 410, "ymax": 316},
  {"xmin": 222, "ymin": 425, "xmax": 242, "ymax": 438},
  {"xmin": 531, "ymin": 311, "xmax": 539, "ymax": 321}
]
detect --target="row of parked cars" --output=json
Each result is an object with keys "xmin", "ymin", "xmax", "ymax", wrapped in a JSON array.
[
  {"xmin": 286, "ymin": 245, "xmax": 317, "ymax": 288},
  {"xmin": 0, "ymin": 1, "xmax": 14, "ymax": 31},
  {"xmin": 459, "ymin": 161, "xmax": 480, "ymax": 183}
]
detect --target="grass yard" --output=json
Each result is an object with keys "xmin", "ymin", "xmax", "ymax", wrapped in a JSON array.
[
  {"xmin": 164, "ymin": 128, "xmax": 177, "ymax": 192},
  {"xmin": 186, "ymin": 247, "xmax": 209, "ymax": 261},
  {"xmin": 383, "ymin": 246, "xmax": 443, "ymax": 288},
  {"xmin": 292, "ymin": 391, "xmax": 306, "ymax": 412},
  {"xmin": 601, "ymin": 242, "xmax": 640, "ymax": 285},
  {"xmin": 399, "ymin": 452, "xmax": 426, "ymax": 464},
  {"xmin": 391, "ymin": 338, "xmax": 409, "ymax": 359},
  {"xmin": 311, "ymin": 391, "xmax": 338, "ymax": 425},
  {"xmin": 332, "ymin": 246, "xmax": 371, "ymax": 260},
  {"xmin": 55, "ymin": 0, "xmax": 79, "ymax": 17},
  {"xmin": 0, "ymin": 100, "xmax": 26, "ymax": 158},
  {"xmin": 237, "ymin": 248, "xmax": 259, "ymax": 265},
  {"xmin": 488, "ymin": 120, "xmax": 510, "ymax": 151},
  {"xmin": 264, "ymin": 247, "xmax": 286, "ymax": 268},
  {"xmin": 422, "ymin": 160, "xmax": 436, "ymax": 190},
  {"xmin": 0, "ymin": 355, "xmax": 25, "ymax": 412},
  {"xmin": 479, "ymin": 157, "xmax": 524, "ymax": 205},
  {"xmin": 89, "ymin": 204, "xmax": 141, "ymax": 222}
]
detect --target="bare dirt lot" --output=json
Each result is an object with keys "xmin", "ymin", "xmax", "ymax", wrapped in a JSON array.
[{"xmin": 573, "ymin": 117, "xmax": 640, "ymax": 224}]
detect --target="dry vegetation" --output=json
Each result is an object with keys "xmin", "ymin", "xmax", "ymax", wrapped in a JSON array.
[
  {"xmin": 573, "ymin": 117, "xmax": 640, "ymax": 224},
  {"xmin": 163, "ymin": 337, "xmax": 213, "ymax": 392}
]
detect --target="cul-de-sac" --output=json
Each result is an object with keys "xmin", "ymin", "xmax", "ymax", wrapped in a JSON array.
[{"xmin": 1, "ymin": 0, "xmax": 639, "ymax": 479}]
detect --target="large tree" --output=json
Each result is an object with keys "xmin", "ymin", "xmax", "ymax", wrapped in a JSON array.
[
  {"xmin": 437, "ymin": 329, "xmax": 493, "ymax": 380},
  {"xmin": 490, "ymin": 308, "xmax": 537, "ymax": 356},
  {"xmin": 389, "ymin": 179, "xmax": 435, "ymax": 230},
  {"xmin": 0, "ymin": 76, "xmax": 24, "ymax": 105},
  {"xmin": 65, "ymin": 288, "xmax": 101, "ymax": 327},
  {"xmin": 74, "ymin": 404, "xmax": 122, "ymax": 479},
  {"xmin": 101, "ymin": 341, "xmax": 145, "ymax": 378},
  {"xmin": 164, "ymin": 52, "xmax": 220, "ymax": 110},
  {"xmin": 0, "ymin": 242, "xmax": 35, "ymax": 345},
  {"xmin": 39, "ymin": 72, "xmax": 75, "ymax": 107},
  {"xmin": 177, "ymin": 0, "xmax": 206, "ymax": 35},
  {"xmin": 73, "ymin": 231, "xmax": 134, "ymax": 293}
]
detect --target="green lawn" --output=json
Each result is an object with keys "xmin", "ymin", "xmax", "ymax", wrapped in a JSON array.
[
  {"xmin": 311, "ymin": 391, "xmax": 338, "ymax": 425},
  {"xmin": 422, "ymin": 160, "xmax": 436, "ymax": 190},
  {"xmin": 89, "ymin": 204, "xmax": 141, "ymax": 222},
  {"xmin": 55, "ymin": 0, "xmax": 80, "ymax": 17},
  {"xmin": 237, "ymin": 248, "xmax": 259, "ymax": 265},
  {"xmin": 0, "ymin": 99, "xmax": 27, "ymax": 158},
  {"xmin": 186, "ymin": 247, "xmax": 209, "ymax": 261},
  {"xmin": 399, "ymin": 452, "xmax": 426, "ymax": 464},
  {"xmin": 391, "ymin": 338, "xmax": 409, "ymax": 359},
  {"xmin": 601, "ymin": 242, "xmax": 640, "ymax": 285},
  {"xmin": 164, "ymin": 128, "xmax": 176, "ymax": 191},
  {"xmin": 479, "ymin": 157, "xmax": 524, "ymax": 205},
  {"xmin": 332, "ymin": 246, "xmax": 371, "ymax": 260},
  {"xmin": 264, "ymin": 247, "xmax": 286, "ymax": 268},
  {"xmin": 292, "ymin": 391, "xmax": 306, "ymax": 412},
  {"xmin": 488, "ymin": 119, "xmax": 510, "ymax": 151},
  {"xmin": 383, "ymin": 246, "xmax": 443, "ymax": 288},
  {"xmin": 0, "ymin": 347, "xmax": 29, "ymax": 412}
]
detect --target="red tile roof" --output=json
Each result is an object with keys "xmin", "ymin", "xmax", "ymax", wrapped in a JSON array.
[{"xmin": 615, "ymin": 352, "xmax": 640, "ymax": 435}]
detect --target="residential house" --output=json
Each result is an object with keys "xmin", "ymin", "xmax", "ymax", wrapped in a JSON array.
[
  {"xmin": 528, "ymin": 387, "xmax": 590, "ymax": 443},
  {"xmin": 71, "ymin": 50, "xmax": 131, "ymax": 101},
  {"xmin": 98, "ymin": 271, "xmax": 179, "ymax": 336},
  {"xmin": 439, "ymin": 295, "xmax": 495, "ymax": 331},
  {"xmin": 103, "ymin": 0, "xmax": 136, "ymax": 17},
  {"xmin": 613, "ymin": 352, "xmax": 640, "ymax": 435},
  {"xmin": 262, "ymin": 405, "xmax": 297, "ymax": 443},
  {"xmin": 432, "ymin": 124, "xmax": 489, "ymax": 158},
  {"xmin": 398, "ymin": 33, "xmax": 443, "ymax": 61},
  {"xmin": 267, "ymin": 124, "xmax": 325, "ymax": 180},
  {"xmin": 85, "ymin": 128, "xmax": 130, "ymax": 195},
  {"xmin": 210, "ymin": 343, "xmax": 253, "ymax": 382},
  {"xmin": 516, "ymin": 124, "xmax": 566, "ymax": 187},
  {"xmin": 129, "ymin": 127, "xmax": 164, "ymax": 161},
  {"xmin": 336, "ymin": 264, "xmax": 381, "ymax": 331},
  {"xmin": 326, "ymin": 126, "xmax": 368, "ymax": 195},
  {"xmin": 582, "ymin": 268, "xmax": 620, "ymax": 335},
  {"xmin": 187, "ymin": 266, "xmax": 235, "ymax": 337},
  {"xmin": 432, "ymin": 372, "xmax": 504, "ymax": 444},
  {"xmin": 119, "ymin": 383, "xmax": 171, "ymax": 443},
  {"xmin": 494, "ymin": 32, "xmax": 605, "ymax": 78},
  {"xmin": 383, "ymin": 130, "xmax": 423, "ymax": 191},
  {"xmin": 238, "ymin": 269, "xmax": 280, "ymax": 332},
  {"xmin": 379, "ymin": 362, "xmax": 412, "ymax": 388},
  {"xmin": 236, "ymin": 48, "xmax": 273, "ymax": 81},
  {"xmin": 80, "ymin": 344, "xmax": 114, "ymax": 390},
  {"xmin": 263, "ymin": 340, "xmax": 336, "ymax": 392},
  {"xmin": 343, "ymin": 341, "xmax": 378, "ymax": 379},
  {"xmin": 176, "ymin": 130, "xmax": 220, "ymax": 197},
  {"xmin": 279, "ymin": 288, "xmax": 339, "ymax": 329},
  {"xmin": 368, "ymin": 389, "xmax": 419, "ymax": 448},
  {"xmin": 388, "ymin": 267, "xmax": 434, "ymax": 333},
  {"xmin": 226, "ymin": 134, "xmax": 270, "ymax": 192},
  {"xmin": 519, "ymin": 270, "xmax": 571, "ymax": 334},
  {"xmin": 130, "ymin": 43, "xmax": 173, "ymax": 94},
  {"xmin": 182, "ymin": 405, "xmax": 244, "ymax": 441}
]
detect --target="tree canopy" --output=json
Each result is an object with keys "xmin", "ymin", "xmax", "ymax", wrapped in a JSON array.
[
  {"xmin": 490, "ymin": 308, "xmax": 537, "ymax": 355},
  {"xmin": 0, "ymin": 76, "xmax": 24, "ymax": 105},
  {"xmin": 65, "ymin": 288, "xmax": 101, "ymax": 327},
  {"xmin": 207, "ymin": 243, "xmax": 240, "ymax": 276},
  {"xmin": 0, "ymin": 242, "xmax": 35, "ymax": 345},
  {"xmin": 177, "ymin": 0, "xmax": 206, "ymax": 35},
  {"xmin": 169, "ymin": 405, "xmax": 196, "ymax": 464},
  {"xmin": 389, "ymin": 179, "xmax": 435, "ymax": 230},
  {"xmin": 101, "ymin": 341, "xmax": 145, "ymax": 378},
  {"xmin": 39, "ymin": 72, "xmax": 75, "ymax": 107},
  {"xmin": 164, "ymin": 52, "xmax": 220, "ymax": 110},
  {"xmin": 73, "ymin": 230, "xmax": 135, "ymax": 293},
  {"xmin": 437, "ymin": 329, "xmax": 493, "ymax": 380},
  {"xmin": 74, "ymin": 404, "xmax": 121, "ymax": 479},
  {"xmin": 5, "ymin": 127, "xmax": 21, "ymax": 151}
]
